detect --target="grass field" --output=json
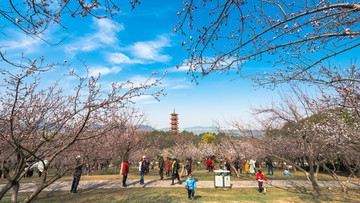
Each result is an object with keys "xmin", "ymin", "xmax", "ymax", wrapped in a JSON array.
[{"xmin": 2, "ymin": 187, "xmax": 360, "ymax": 202}]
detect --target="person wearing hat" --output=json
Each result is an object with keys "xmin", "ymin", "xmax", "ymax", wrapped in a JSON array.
[
  {"xmin": 158, "ymin": 156, "xmax": 165, "ymax": 181},
  {"xmin": 171, "ymin": 158, "xmax": 181, "ymax": 185}
]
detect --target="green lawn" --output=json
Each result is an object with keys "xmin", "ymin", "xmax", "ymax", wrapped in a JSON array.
[{"xmin": 2, "ymin": 187, "xmax": 360, "ymax": 202}]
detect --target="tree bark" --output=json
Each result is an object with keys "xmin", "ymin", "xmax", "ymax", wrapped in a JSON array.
[
  {"xmin": 11, "ymin": 182, "xmax": 19, "ymax": 203},
  {"xmin": 0, "ymin": 182, "xmax": 13, "ymax": 201},
  {"xmin": 308, "ymin": 158, "xmax": 320, "ymax": 196},
  {"xmin": 321, "ymin": 163, "xmax": 348, "ymax": 194}
]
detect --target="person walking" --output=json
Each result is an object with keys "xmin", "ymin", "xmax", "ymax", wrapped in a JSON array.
[
  {"xmin": 139, "ymin": 156, "xmax": 146, "ymax": 187},
  {"xmin": 158, "ymin": 156, "xmax": 165, "ymax": 181},
  {"xmin": 171, "ymin": 158, "xmax": 181, "ymax": 185},
  {"xmin": 122, "ymin": 160, "xmax": 129, "ymax": 187},
  {"xmin": 184, "ymin": 159, "xmax": 193, "ymax": 176},
  {"xmin": 256, "ymin": 170, "xmax": 268, "ymax": 194},
  {"xmin": 70, "ymin": 156, "xmax": 83, "ymax": 194},
  {"xmin": 185, "ymin": 174, "xmax": 197, "ymax": 200},
  {"xmin": 165, "ymin": 157, "xmax": 171, "ymax": 177},
  {"xmin": 265, "ymin": 158, "xmax": 274, "ymax": 176}
]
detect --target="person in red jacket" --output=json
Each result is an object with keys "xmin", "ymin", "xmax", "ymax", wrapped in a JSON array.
[
  {"xmin": 255, "ymin": 170, "xmax": 268, "ymax": 193},
  {"xmin": 122, "ymin": 160, "xmax": 129, "ymax": 187},
  {"xmin": 206, "ymin": 159, "xmax": 211, "ymax": 172}
]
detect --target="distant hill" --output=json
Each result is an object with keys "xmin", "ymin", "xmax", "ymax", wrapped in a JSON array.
[
  {"xmin": 155, "ymin": 126, "xmax": 265, "ymax": 137},
  {"xmin": 139, "ymin": 125, "xmax": 155, "ymax": 131},
  {"xmin": 183, "ymin": 126, "xmax": 216, "ymax": 131}
]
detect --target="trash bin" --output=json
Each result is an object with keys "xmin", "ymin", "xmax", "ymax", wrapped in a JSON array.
[{"xmin": 214, "ymin": 170, "xmax": 231, "ymax": 188}]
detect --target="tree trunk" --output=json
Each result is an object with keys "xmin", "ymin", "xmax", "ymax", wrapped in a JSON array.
[
  {"xmin": 11, "ymin": 182, "xmax": 19, "ymax": 203},
  {"xmin": 179, "ymin": 165, "xmax": 185, "ymax": 180},
  {"xmin": 321, "ymin": 163, "xmax": 348, "ymax": 194},
  {"xmin": 119, "ymin": 162, "xmax": 124, "ymax": 175},
  {"xmin": 0, "ymin": 182, "xmax": 13, "ymax": 201},
  {"xmin": 308, "ymin": 159, "xmax": 320, "ymax": 196},
  {"xmin": 229, "ymin": 162, "xmax": 240, "ymax": 178}
]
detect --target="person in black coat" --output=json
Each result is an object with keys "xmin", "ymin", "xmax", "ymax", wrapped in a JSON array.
[
  {"xmin": 171, "ymin": 158, "xmax": 181, "ymax": 185},
  {"xmin": 265, "ymin": 158, "xmax": 274, "ymax": 176},
  {"xmin": 70, "ymin": 156, "xmax": 83, "ymax": 193},
  {"xmin": 158, "ymin": 156, "xmax": 165, "ymax": 181}
]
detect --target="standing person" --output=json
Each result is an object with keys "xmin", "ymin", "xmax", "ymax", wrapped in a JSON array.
[
  {"xmin": 185, "ymin": 174, "xmax": 197, "ymax": 200},
  {"xmin": 256, "ymin": 170, "xmax": 268, "ymax": 194},
  {"xmin": 265, "ymin": 158, "xmax": 274, "ymax": 176},
  {"xmin": 70, "ymin": 156, "xmax": 83, "ymax": 194},
  {"xmin": 239, "ymin": 160, "xmax": 244, "ymax": 174},
  {"xmin": 233, "ymin": 158, "xmax": 239, "ymax": 174},
  {"xmin": 184, "ymin": 159, "xmax": 193, "ymax": 176},
  {"xmin": 249, "ymin": 159, "xmax": 256, "ymax": 176},
  {"xmin": 139, "ymin": 156, "xmax": 146, "ymax": 187},
  {"xmin": 210, "ymin": 158, "xmax": 215, "ymax": 172},
  {"xmin": 145, "ymin": 158, "xmax": 150, "ymax": 175},
  {"xmin": 165, "ymin": 157, "xmax": 171, "ymax": 177},
  {"xmin": 245, "ymin": 160, "xmax": 250, "ymax": 176},
  {"xmin": 171, "ymin": 158, "xmax": 181, "ymax": 185},
  {"xmin": 122, "ymin": 160, "xmax": 129, "ymax": 187},
  {"xmin": 205, "ymin": 158, "xmax": 211, "ymax": 172},
  {"xmin": 158, "ymin": 156, "xmax": 165, "ymax": 181},
  {"xmin": 225, "ymin": 159, "xmax": 232, "ymax": 175}
]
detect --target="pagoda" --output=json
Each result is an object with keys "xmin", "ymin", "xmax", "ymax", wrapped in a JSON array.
[{"xmin": 170, "ymin": 109, "xmax": 179, "ymax": 132}]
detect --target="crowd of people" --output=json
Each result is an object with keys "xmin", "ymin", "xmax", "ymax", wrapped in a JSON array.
[
  {"xmin": 117, "ymin": 155, "xmax": 275, "ymax": 198},
  {"xmin": 1, "ymin": 155, "xmax": 275, "ymax": 198}
]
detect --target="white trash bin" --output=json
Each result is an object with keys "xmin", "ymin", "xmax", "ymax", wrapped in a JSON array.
[{"xmin": 214, "ymin": 170, "xmax": 231, "ymax": 188}]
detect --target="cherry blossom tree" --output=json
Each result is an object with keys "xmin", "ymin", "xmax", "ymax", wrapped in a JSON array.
[
  {"xmin": 0, "ymin": 0, "xmax": 140, "ymax": 37},
  {"xmin": 176, "ymin": 0, "xmax": 360, "ymax": 86},
  {"xmin": 217, "ymin": 137, "xmax": 265, "ymax": 177},
  {"xmin": 254, "ymin": 87, "xmax": 360, "ymax": 196},
  {"xmin": 0, "ymin": 55, "xmax": 165, "ymax": 202},
  {"xmin": 103, "ymin": 106, "xmax": 151, "ymax": 174}
]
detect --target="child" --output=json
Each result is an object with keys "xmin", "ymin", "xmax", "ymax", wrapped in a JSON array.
[
  {"xmin": 185, "ymin": 174, "xmax": 197, "ymax": 200},
  {"xmin": 255, "ymin": 170, "xmax": 267, "ymax": 194}
]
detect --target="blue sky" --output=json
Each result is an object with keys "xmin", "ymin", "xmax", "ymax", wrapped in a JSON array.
[{"xmin": 2, "ymin": 1, "xmax": 356, "ymax": 130}]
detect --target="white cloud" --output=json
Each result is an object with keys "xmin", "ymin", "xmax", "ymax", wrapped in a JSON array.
[
  {"xmin": 106, "ymin": 52, "xmax": 144, "ymax": 64},
  {"xmin": 0, "ymin": 31, "xmax": 42, "ymax": 54},
  {"xmin": 88, "ymin": 66, "xmax": 122, "ymax": 77},
  {"xmin": 128, "ymin": 35, "xmax": 172, "ymax": 63},
  {"xmin": 169, "ymin": 64, "xmax": 190, "ymax": 72},
  {"xmin": 65, "ymin": 18, "xmax": 124, "ymax": 56}
]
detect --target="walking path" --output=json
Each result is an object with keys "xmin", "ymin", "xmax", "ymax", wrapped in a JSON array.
[{"xmin": 2, "ymin": 179, "xmax": 360, "ymax": 193}]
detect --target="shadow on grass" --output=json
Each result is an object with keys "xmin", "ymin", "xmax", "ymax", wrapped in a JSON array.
[
  {"xmin": 194, "ymin": 195, "xmax": 202, "ymax": 200},
  {"xmin": 144, "ymin": 180, "xmax": 158, "ymax": 187}
]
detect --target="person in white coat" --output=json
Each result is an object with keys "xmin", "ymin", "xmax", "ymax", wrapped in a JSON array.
[{"xmin": 249, "ymin": 159, "xmax": 256, "ymax": 175}]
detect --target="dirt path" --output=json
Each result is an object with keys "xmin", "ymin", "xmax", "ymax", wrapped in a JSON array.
[{"xmin": 2, "ymin": 179, "xmax": 360, "ymax": 193}]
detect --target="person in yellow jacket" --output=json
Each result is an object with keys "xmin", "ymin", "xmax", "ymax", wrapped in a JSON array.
[{"xmin": 245, "ymin": 160, "xmax": 250, "ymax": 174}]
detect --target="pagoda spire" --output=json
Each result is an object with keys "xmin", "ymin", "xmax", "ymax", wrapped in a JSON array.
[{"xmin": 170, "ymin": 109, "xmax": 179, "ymax": 132}]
